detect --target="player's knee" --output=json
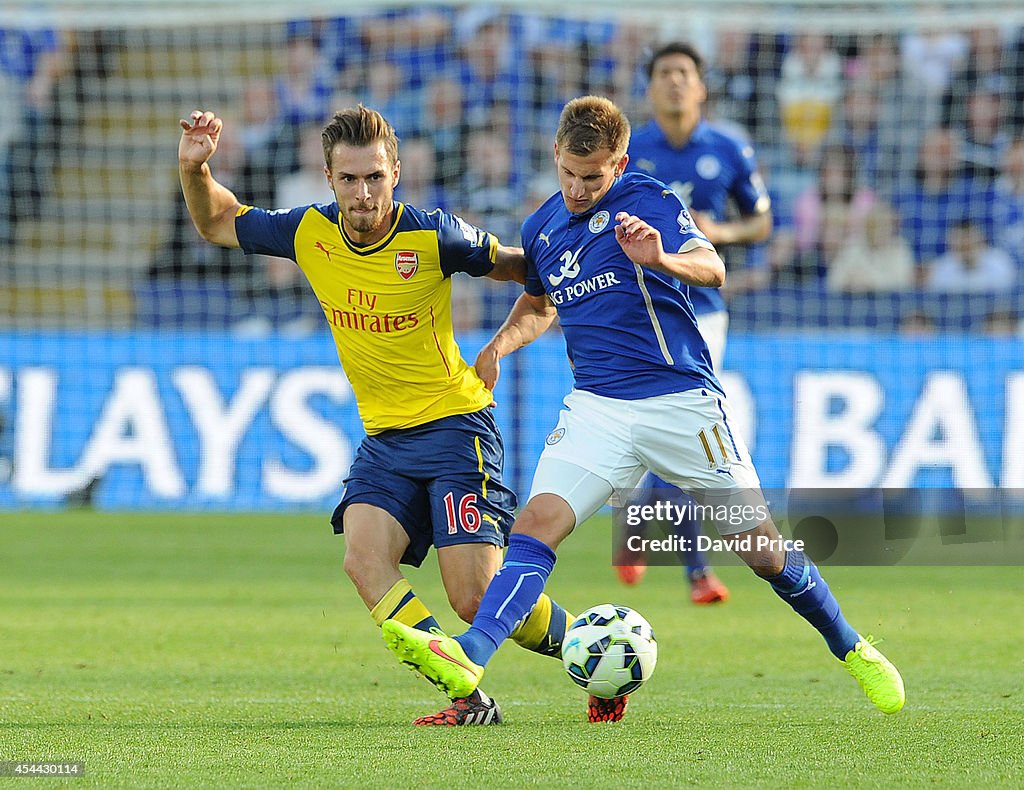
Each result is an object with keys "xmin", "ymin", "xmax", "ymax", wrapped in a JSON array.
[
  {"xmin": 733, "ymin": 521, "xmax": 787, "ymax": 577},
  {"xmin": 341, "ymin": 551, "xmax": 364, "ymax": 586},
  {"xmin": 448, "ymin": 590, "xmax": 483, "ymax": 624},
  {"xmin": 342, "ymin": 546, "xmax": 393, "ymax": 588},
  {"xmin": 745, "ymin": 549, "xmax": 785, "ymax": 578},
  {"xmin": 511, "ymin": 496, "xmax": 574, "ymax": 548},
  {"xmin": 741, "ymin": 545, "xmax": 786, "ymax": 577}
]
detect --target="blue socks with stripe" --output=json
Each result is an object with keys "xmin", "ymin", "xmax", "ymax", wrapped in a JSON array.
[
  {"xmin": 455, "ymin": 533, "xmax": 557, "ymax": 667},
  {"xmin": 767, "ymin": 550, "xmax": 859, "ymax": 659},
  {"xmin": 647, "ymin": 475, "xmax": 709, "ymax": 576},
  {"xmin": 456, "ymin": 540, "xmax": 858, "ymax": 666}
]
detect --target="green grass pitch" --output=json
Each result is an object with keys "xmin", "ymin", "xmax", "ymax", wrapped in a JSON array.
[{"xmin": 1, "ymin": 511, "xmax": 1021, "ymax": 788}]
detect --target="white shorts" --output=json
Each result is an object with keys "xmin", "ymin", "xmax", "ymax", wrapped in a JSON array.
[
  {"xmin": 528, "ymin": 388, "xmax": 766, "ymax": 535},
  {"xmin": 696, "ymin": 309, "xmax": 728, "ymax": 371}
]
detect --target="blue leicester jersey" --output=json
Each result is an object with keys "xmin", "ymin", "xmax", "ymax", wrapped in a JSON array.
[
  {"xmin": 523, "ymin": 171, "xmax": 722, "ymax": 400},
  {"xmin": 627, "ymin": 120, "xmax": 770, "ymax": 315}
]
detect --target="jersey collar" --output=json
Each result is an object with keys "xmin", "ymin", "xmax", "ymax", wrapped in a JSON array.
[{"xmin": 338, "ymin": 201, "xmax": 406, "ymax": 255}]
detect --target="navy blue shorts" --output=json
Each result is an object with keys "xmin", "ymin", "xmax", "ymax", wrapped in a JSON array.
[{"xmin": 332, "ymin": 407, "xmax": 517, "ymax": 567}]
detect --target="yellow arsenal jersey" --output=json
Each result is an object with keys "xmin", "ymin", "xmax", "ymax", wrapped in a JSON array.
[{"xmin": 236, "ymin": 201, "xmax": 497, "ymax": 434}]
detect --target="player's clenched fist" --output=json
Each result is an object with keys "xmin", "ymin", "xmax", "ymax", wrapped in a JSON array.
[{"xmin": 178, "ymin": 110, "xmax": 223, "ymax": 168}]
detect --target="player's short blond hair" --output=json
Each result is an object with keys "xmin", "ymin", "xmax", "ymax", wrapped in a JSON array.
[
  {"xmin": 555, "ymin": 96, "xmax": 631, "ymax": 160},
  {"xmin": 321, "ymin": 105, "xmax": 399, "ymax": 169}
]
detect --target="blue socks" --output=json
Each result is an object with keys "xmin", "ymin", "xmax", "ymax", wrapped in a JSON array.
[
  {"xmin": 767, "ymin": 550, "xmax": 860, "ymax": 660},
  {"xmin": 456, "ymin": 540, "xmax": 858, "ymax": 667},
  {"xmin": 455, "ymin": 533, "xmax": 557, "ymax": 667},
  {"xmin": 646, "ymin": 475, "xmax": 708, "ymax": 576},
  {"xmin": 674, "ymin": 510, "xmax": 707, "ymax": 577}
]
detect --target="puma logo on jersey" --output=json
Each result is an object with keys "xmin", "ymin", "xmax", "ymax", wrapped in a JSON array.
[
  {"xmin": 315, "ymin": 241, "xmax": 339, "ymax": 261},
  {"xmin": 538, "ymin": 231, "xmax": 552, "ymax": 246}
]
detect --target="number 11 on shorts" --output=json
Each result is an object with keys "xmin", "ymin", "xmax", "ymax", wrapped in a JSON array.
[
  {"xmin": 698, "ymin": 424, "xmax": 731, "ymax": 469},
  {"xmin": 443, "ymin": 492, "xmax": 482, "ymax": 534}
]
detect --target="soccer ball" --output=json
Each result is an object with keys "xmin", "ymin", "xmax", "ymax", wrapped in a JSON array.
[{"xmin": 561, "ymin": 604, "xmax": 657, "ymax": 699}]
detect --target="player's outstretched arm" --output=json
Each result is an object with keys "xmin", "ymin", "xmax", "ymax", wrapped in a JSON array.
[
  {"xmin": 474, "ymin": 292, "xmax": 557, "ymax": 390},
  {"xmin": 487, "ymin": 245, "xmax": 527, "ymax": 284},
  {"xmin": 178, "ymin": 110, "xmax": 242, "ymax": 249},
  {"xmin": 614, "ymin": 211, "xmax": 725, "ymax": 288}
]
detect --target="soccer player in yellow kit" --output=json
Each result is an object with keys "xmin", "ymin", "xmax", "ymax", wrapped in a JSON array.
[{"xmin": 178, "ymin": 105, "xmax": 577, "ymax": 725}]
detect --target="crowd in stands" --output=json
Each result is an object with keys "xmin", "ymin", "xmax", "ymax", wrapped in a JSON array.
[{"xmin": 4, "ymin": 7, "xmax": 1024, "ymax": 333}]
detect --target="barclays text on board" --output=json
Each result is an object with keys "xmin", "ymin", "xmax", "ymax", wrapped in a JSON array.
[{"xmin": 0, "ymin": 332, "xmax": 1019, "ymax": 509}]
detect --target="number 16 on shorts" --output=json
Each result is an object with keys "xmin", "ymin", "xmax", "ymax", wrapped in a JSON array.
[{"xmin": 443, "ymin": 491, "xmax": 482, "ymax": 534}]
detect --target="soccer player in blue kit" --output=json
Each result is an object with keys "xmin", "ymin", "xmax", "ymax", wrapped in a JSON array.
[
  {"xmin": 618, "ymin": 42, "xmax": 774, "ymax": 600},
  {"xmin": 383, "ymin": 95, "xmax": 905, "ymax": 716}
]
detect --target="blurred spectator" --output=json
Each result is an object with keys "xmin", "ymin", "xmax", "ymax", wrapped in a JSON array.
[
  {"xmin": 959, "ymin": 86, "xmax": 1010, "ymax": 180},
  {"xmin": 358, "ymin": 6, "xmax": 453, "ymax": 91},
  {"xmin": 451, "ymin": 10, "xmax": 530, "ymax": 135},
  {"xmin": 761, "ymin": 138, "xmax": 819, "ymax": 276},
  {"xmin": 521, "ymin": 172, "xmax": 559, "ymax": 216},
  {"xmin": 456, "ymin": 128, "xmax": 522, "ymax": 330},
  {"xmin": 363, "ymin": 59, "xmax": 422, "ymax": 137},
  {"xmin": 597, "ymin": 20, "xmax": 655, "ymax": 120},
  {"xmin": 0, "ymin": 22, "xmax": 69, "ymax": 247},
  {"xmin": 843, "ymin": 33, "xmax": 925, "ymax": 196},
  {"xmin": 524, "ymin": 26, "xmax": 589, "ymax": 171},
  {"xmin": 274, "ymin": 124, "xmax": 334, "ymax": 209},
  {"xmin": 446, "ymin": 9, "xmax": 525, "ymax": 332},
  {"xmin": 457, "ymin": 128, "xmax": 520, "ymax": 243},
  {"xmin": 831, "ymin": 82, "xmax": 907, "ymax": 198},
  {"xmin": 983, "ymin": 309, "xmax": 1021, "ymax": 336},
  {"xmin": 448, "ymin": 272, "xmax": 484, "ymax": 333},
  {"xmin": 274, "ymin": 32, "xmax": 333, "ymax": 130},
  {"xmin": 925, "ymin": 219, "xmax": 1016, "ymax": 292},
  {"xmin": 775, "ymin": 32, "xmax": 843, "ymax": 155},
  {"xmin": 994, "ymin": 137, "xmax": 1024, "ymax": 268},
  {"xmin": 892, "ymin": 127, "xmax": 979, "ymax": 264},
  {"xmin": 899, "ymin": 310, "xmax": 938, "ymax": 336},
  {"xmin": 393, "ymin": 135, "xmax": 449, "ymax": 209},
  {"xmin": 941, "ymin": 26, "xmax": 1012, "ymax": 129},
  {"xmin": 420, "ymin": 76, "xmax": 468, "ymax": 189},
  {"xmin": 1009, "ymin": 27, "xmax": 1024, "ymax": 133},
  {"xmin": 826, "ymin": 201, "xmax": 915, "ymax": 293},
  {"xmin": 703, "ymin": 29, "xmax": 766, "ymax": 140},
  {"xmin": 306, "ymin": 16, "xmax": 364, "ymax": 81},
  {"xmin": 771, "ymin": 143, "xmax": 875, "ymax": 283},
  {"xmin": 237, "ymin": 79, "xmax": 291, "ymax": 206},
  {"xmin": 900, "ymin": 19, "xmax": 968, "ymax": 128}
]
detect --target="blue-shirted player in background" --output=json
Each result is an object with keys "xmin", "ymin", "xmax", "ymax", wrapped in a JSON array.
[
  {"xmin": 383, "ymin": 95, "xmax": 905, "ymax": 718},
  {"xmin": 620, "ymin": 42, "xmax": 773, "ymax": 600}
]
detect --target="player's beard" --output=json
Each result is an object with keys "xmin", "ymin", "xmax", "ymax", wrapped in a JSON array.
[{"xmin": 344, "ymin": 202, "xmax": 387, "ymax": 235}]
